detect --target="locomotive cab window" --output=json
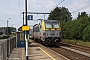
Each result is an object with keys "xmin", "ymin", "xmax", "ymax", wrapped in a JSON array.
[
  {"xmin": 45, "ymin": 22, "xmax": 52, "ymax": 28},
  {"xmin": 52, "ymin": 22, "xmax": 59, "ymax": 28}
]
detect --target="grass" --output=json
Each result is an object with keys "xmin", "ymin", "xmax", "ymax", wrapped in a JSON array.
[{"xmin": 62, "ymin": 39, "xmax": 90, "ymax": 47}]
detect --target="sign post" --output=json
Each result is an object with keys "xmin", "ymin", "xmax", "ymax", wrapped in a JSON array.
[{"xmin": 22, "ymin": 26, "xmax": 30, "ymax": 60}]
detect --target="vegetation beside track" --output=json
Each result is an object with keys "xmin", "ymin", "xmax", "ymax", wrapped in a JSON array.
[{"xmin": 62, "ymin": 39, "xmax": 90, "ymax": 46}]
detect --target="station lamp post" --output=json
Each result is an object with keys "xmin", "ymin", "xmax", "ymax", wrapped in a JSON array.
[{"xmin": 7, "ymin": 18, "xmax": 11, "ymax": 36}]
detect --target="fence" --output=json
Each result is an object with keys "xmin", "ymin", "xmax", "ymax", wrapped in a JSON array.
[{"xmin": 0, "ymin": 37, "xmax": 16, "ymax": 60}]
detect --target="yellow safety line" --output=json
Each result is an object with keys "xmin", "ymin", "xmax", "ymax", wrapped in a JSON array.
[{"xmin": 38, "ymin": 47, "xmax": 56, "ymax": 60}]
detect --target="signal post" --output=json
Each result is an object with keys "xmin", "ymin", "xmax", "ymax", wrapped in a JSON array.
[{"xmin": 22, "ymin": 26, "xmax": 30, "ymax": 60}]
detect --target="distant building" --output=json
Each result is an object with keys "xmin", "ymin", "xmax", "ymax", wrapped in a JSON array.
[
  {"xmin": 0, "ymin": 27, "xmax": 7, "ymax": 34},
  {"xmin": 0, "ymin": 27, "xmax": 16, "ymax": 34}
]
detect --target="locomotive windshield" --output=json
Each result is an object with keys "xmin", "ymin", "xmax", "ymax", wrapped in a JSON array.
[
  {"xmin": 52, "ymin": 22, "xmax": 59, "ymax": 28},
  {"xmin": 45, "ymin": 22, "xmax": 59, "ymax": 28},
  {"xmin": 45, "ymin": 22, "xmax": 52, "ymax": 28}
]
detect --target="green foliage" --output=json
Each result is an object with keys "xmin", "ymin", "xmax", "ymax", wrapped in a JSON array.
[
  {"xmin": 0, "ymin": 35, "xmax": 9, "ymax": 39},
  {"xmin": 77, "ymin": 12, "xmax": 88, "ymax": 19},
  {"xmin": 7, "ymin": 27, "xmax": 11, "ymax": 35},
  {"xmin": 3, "ymin": 36, "xmax": 9, "ymax": 39},
  {"xmin": 82, "ymin": 25, "xmax": 90, "ymax": 42},
  {"xmin": 0, "ymin": 32, "xmax": 3, "ymax": 35},
  {"xmin": 63, "ymin": 20, "xmax": 74, "ymax": 39},
  {"xmin": 63, "ymin": 12, "xmax": 90, "ymax": 40},
  {"xmin": 48, "ymin": 7, "xmax": 72, "ymax": 22},
  {"xmin": 63, "ymin": 39, "xmax": 90, "ymax": 46}
]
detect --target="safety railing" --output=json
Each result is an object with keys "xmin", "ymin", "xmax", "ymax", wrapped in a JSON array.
[{"xmin": 0, "ymin": 37, "xmax": 16, "ymax": 60}]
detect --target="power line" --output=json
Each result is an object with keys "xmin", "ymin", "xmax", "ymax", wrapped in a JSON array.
[
  {"xmin": 42, "ymin": 0, "xmax": 60, "ymax": 13},
  {"xmin": 0, "ymin": 19, "xmax": 6, "ymax": 22},
  {"xmin": 40, "ymin": 0, "xmax": 65, "ymax": 19},
  {"xmin": 71, "ymin": 4, "xmax": 90, "ymax": 13},
  {"xmin": 70, "ymin": 0, "xmax": 90, "ymax": 10},
  {"xmin": 43, "ymin": 0, "xmax": 65, "ymax": 13},
  {"xmin": 50, "ymin": 0, "xmax": 65, "ymax": 12},
  {"xmin": 38, "ymin": 0, "xmax": 60, "ymax": 19}
]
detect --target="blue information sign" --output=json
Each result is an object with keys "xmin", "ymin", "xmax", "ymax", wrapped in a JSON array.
[
  {"xmin": 28, "ymin": 15, "xmax": 33, "ymax": 20},
  {"xmin": 24, "ymin": 31, "xmax": 29, "ymax": 34}
]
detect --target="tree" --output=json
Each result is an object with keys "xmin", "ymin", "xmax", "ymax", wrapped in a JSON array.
[
  {"xmin": 7, "ymin": 27, "xmax": 11, "ymax": 35},
  {"xmin": 48, "ymin": 7, "xmax": 72, "ymax": 22},
  {"xmin": 63, "ymin": 12, "xmax": 90, "ymax": 40},
  {"xmin": 83, "ymin": 25, "xmax": 90, "ymax": 42},
  {"xmin": 77, "ymin": 12, "xmax": 88, "ymax": 19},
  {"xmin": 63, "ymin": 20, "xmax": 74, "ymax": 39},
  {"xmin": 0, "ymin": 32, "xmax": 3, "ymax": 35}
]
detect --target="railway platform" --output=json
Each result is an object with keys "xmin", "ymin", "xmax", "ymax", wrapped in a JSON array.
[
  {"xmin": 8, "ymin": 43, "xmax": 54, "ymax": 60},
  {"xmin": 8, "ymin": 40, "xmax": 68, "ymax": 60}
]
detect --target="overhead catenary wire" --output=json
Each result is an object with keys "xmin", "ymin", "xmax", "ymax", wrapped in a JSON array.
[
  {"xmin": 42, "ymin": 0, "xmax": 60, "ymax": 13},
  {"xmin": 0, "ymin": 19, "xmax": 7, "ymax": 22},
  {"xmin": 70, "ymin": 0, "xmax": 90, "ymax": 10},
  {"xmin": 40, "ymin": 0, "xmax": 65, "ymax": 19},
  {"xmin": 44, "ymin": 0, "xmax": 65, "ymax": 13},
  {"xmin": 71, "ymin": 4, "xmax": 90, "ymax": 13},
  {"xmin": 41, "ymin": 0, "xmax": 90, "ymax": 19},
  {"xmin": 49, "ymin": 0, "xmax": 65, "ymax": 13}
]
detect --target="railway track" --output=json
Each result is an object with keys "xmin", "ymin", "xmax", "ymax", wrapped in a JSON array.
[
  {"xmin": 49, "ymin": 46, "xmax": 90, "ymax": 60},
  {"xmin": 30, "ymin": 40, "xmax": 90, "ymax": 60},
  {"xmin": 48, "ymin": 42, "xmax": 90, "ymax": 60},
  {"xmin": 60, "ymin": 42, "xmax": 90, "ymax": 54}
]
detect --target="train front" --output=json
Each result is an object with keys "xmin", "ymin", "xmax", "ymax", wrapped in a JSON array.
[{"xmin": 41, "ymin": 20, "xmax": 61, "ymax": 45}]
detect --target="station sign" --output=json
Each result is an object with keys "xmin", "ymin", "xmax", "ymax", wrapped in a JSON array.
[
  {"xmin": 22, "ymin": 26, "xmax": 30, "ymax": 31},
  {"xmin": 28, "ymin": 15, "xmax": 33, "ymax": 20}
]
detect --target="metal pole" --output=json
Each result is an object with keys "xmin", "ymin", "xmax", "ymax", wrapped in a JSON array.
[
  {"xmin": 7, "ymin": 20, "xmax": 9, "ymax": 38},
  {"xmin": 23, "ymin": 12, "xmax": 25, "ymax": 50},
  {"xmin": 23, "ymin": 12, "xmax": 24, "ymax": 25},
  {"xmin": 44, "ymin": 15, "xmax": 45, "ymax": 20},
  {"xmin": 16, "ymin": 32, "xmax": 17, "ymax": 48},
  {"xmin": 7, "ymin": 20, "xmax": 8, "ymax": 35},
  {"xmin": 25, "ymin": 31, "xmax": 28, "ymax": 60},
  {"xmin": 7, "ymin": 18, "xmax": 11, "ymax": 36},
  {"xmin": 25, "ymin": 0, "xmax": 28, "ymax": 60},
  {"xmin": 25, "ymin": 0, "xmax": 27, "ymax": 26}
]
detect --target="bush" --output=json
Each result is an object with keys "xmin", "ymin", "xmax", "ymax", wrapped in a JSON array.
[
  {"xmin": 82, "ymin": 25, "xmax": 90, "ymax": 42},
  {"xmin": 3, "ymin": 36, "xmax": 9, "ymax": 39}
]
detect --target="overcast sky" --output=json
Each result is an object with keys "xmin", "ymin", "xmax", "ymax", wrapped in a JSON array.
[{"xmin": 0, "ymin": 0, "xmax": 90, "ymax": 29}]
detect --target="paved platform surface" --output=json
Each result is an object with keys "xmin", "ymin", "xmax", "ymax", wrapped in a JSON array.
[
  {"xmin": 8, "ymin": 43, "xmax": 52, "ymax": 60},
  {"xmin": 8, "ymin": 40, "xmax": 68, "ymax": 60}
]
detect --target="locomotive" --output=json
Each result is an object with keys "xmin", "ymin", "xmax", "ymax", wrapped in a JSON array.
[{"xmin": 33, "ymin": 20, "xmax": 61, "ymax": 45}]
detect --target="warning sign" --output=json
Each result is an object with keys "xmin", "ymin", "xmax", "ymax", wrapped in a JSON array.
[{"xmin": 22, "ymin": 26, "xmax": 30, "ymax": 31}]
